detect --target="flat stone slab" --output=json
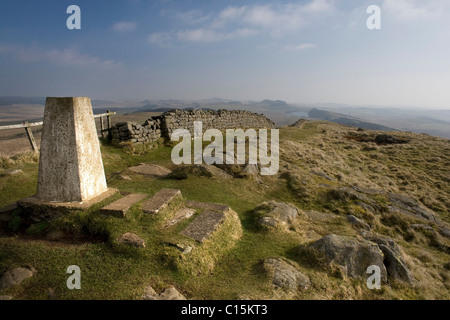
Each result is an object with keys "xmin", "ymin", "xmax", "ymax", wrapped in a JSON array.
[
  {"xmin": 101, "ymin": 193, "xmax": 147, "ymax": 217},
  {"xmin": 142, "ymin": 188, "xmax": 181, "ymax": 214},
  {"xmin": 128, "ymin": 163, "xmax": 171, "ymax": 177},
  {"xmin": 164, "ymin": 207, "xmax": 195, "ymax": 228},
  {"xmin": 185, "ymin": 200, "xmax": 230, "ymax": 213},
  {"xmin": 18, "ymin": 188, "xmax": 118, "ymax": 222},
  {"xmin": 180, "ymin": 210, "xmax": 225, "ymax": 242}
]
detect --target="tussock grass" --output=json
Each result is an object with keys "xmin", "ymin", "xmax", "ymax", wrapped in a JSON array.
[{"xmin": 0, "ymin": 151, "xmax": 39, "ymax": 170}]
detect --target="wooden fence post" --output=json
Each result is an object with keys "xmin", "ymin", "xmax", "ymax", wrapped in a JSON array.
[
  {"xmin": 107, "ymin": 110, "xmax": 112, "ymax": 139},
  {"xmin": 23, "ymin": 121, "xmax": 38, "ymax": 153},
  {"xmin": 100, "ymin": 116, "xmax": 105, "ymax": 138}
]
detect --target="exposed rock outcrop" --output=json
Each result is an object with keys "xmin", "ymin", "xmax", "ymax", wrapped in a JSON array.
[
  {"xmin": 0, "ymin": 266, "xmax": 37, "ymax": 290},
  {"xmin": 308, "ymin": 234, "xmax": 387, "ymax": 282},
  {"xmin": 254, "ymin": 201, "xmax": 301, "ymax": 230},
  {"xmin": 263, "ymin": 257, "xmax": 311, "ymax": 290}
]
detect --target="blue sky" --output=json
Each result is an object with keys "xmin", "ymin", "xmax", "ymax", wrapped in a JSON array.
[{"xmin": 0, "ymin": 0, "xmax": 449, "ymax": 109}]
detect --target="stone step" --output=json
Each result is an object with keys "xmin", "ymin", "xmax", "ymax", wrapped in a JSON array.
[
  {"xmin": 164, "ymin": 207, "xmax": 196, "ymax": 228},
  {"xmin": 101, "ymin": 193, "xmax": 147, "ymax": 218},
  {"xmin": 185, "ymin": 200, "xmax": 229, "ymax": 213},
  {"xmin": 180, "ymin": 210, "xmax": 225, "ymax": 242},
  {"xmin": 142, "ymin": 188, "xmax": 182, "ymax": 214}
]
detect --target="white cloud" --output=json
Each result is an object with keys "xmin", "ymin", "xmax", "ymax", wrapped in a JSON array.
[
  {"xmin": 241, "ymin": 1, "xmax": 334, "ymax": 35},
  {"xmin": 0, "ymin": 43, "xmax": 117, "ymax": 69},
  {"xmin": 175, "ymin": 10, "xmax": 211, "ymax": 25},
  {"xmin": 113, "ymin": 21, "xmax": 137, "ymax": 32},
  {"xmin": 283, "ymin": 43, "xmax": 317, "ymax": 51},
  {"xmin": 148, "ymin": 32, "xmax": 173, "ymax": 47},
  {"xmin": 149, "ymin": 0, "xmax": 335, "ymax": 45},
  {"xmin": 382, "ymin": 0, "xmax": 449, "ymax": 20},
  {"xmin": 212, "ymin": 6, "xmax": 247, "ymax": 28},
  {"xmin": 177, "ymin": 28, "xmax": 257, "ymax": 43},
  {"xmin": 303, "ymin": 0, "xmax": 334, "ymax": 13}
]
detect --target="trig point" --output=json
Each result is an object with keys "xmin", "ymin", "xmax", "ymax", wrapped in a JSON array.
[{"xmin": 18, "ymin": 97, "xmax": 117, "ymax": 221}]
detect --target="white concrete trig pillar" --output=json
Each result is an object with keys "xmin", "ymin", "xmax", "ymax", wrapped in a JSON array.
[{"xmin": 36, "ymin": 97, "xmax": 108, "ymax": 202}]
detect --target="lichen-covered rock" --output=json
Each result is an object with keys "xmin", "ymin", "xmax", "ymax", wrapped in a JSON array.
[
  {"xmin": 143, "ymin": 286, "xmax": 159, "ymax": 300},
  {"xmin": 254, "ymin": 201, "xmax": 301, "ymax": 230},
  {"xmin": 308, "ymin": 234, "xmax": 387, "ymax": 282},
  {"xmin": 0, "ymin": 266, "xmax": 36, "ymax": 290},
  {"xmin": 143, "ymin": 285, "xmax": 187, "ymax": 300},
  {"xmin": 118, "ymin": 233, "xmax": 146, "ymax": 248},
  {"xmin": 365, "ymin": 235, "xmax": 413, "ymax": 284},
  {"xmin": 159, "ymin": 286, "xmax": 187, "ymax": 300},
  {"xmin": 263, "ymin": 258, "xmax": 311, "ymax": 290}
]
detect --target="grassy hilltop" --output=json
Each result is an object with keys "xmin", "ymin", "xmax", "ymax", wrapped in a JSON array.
[{"xmin": 0, "ymin": 120, "xmax": 449, "ymax": 300}]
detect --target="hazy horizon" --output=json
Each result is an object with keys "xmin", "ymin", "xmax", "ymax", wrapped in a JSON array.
[
  {"xmin": 1, "ymin": 0, "xmax": 450, "ymax": 109},
  {"xmin": 1, "ymin": 96, "xmax": 449, "ymax": 112}
]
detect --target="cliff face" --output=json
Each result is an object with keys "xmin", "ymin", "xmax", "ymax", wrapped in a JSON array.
[{"xmin": 111, "ymin": 109, "xmax": 275, "ymax": 144}]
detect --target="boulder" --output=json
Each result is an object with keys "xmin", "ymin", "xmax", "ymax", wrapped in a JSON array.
[
  {"xmin": 143, "ymin": 286, "xmax": 159, "ymax": 300},
  {"xmin": 0, "ymin": 266, "xmax": 36, "ymax": 290},
  {"xmin": 242, "ymin": 163, "xmax": 260, "ymax": 178},
  {"xmin": 308, "ymin": 234, "xmax": 387, "ymax": 282},
  {"xmin": 254, "ymin": 201, "xmax": 300, "ymax": 230},
  {"xmin": 365, "ymin": 235, "xmax": 413, "ymax": 284},
  {"xmin": 263, "ymin": 258, "xmax": 310, "ymax": 290},
  {"xmin": 159, "ymin": 286, "xmax": 187, "ymax": 300},
  {"xmin": 143, "ymin": 285, "xmax": 187, "ymax": 300},
  {"xmin": 118, "ymin": 233, "xmax": 146, "ymax": 248}
]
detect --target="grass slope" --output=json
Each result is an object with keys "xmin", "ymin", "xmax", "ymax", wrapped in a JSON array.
[{"xmin": 0, "ymin": 121, "xmax": 449, "ymax": 300}]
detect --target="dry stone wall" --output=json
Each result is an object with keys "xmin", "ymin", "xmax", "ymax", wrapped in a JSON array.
[
  {"xmin": 111, "ymin": 109, "xmax": 275, "ymax": 144},
  {"xmin": 111, "ymin": 118, "xmax": 162, "ymax": 144}
]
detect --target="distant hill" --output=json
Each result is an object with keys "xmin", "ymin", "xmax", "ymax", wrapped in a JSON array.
[
  {"xmin": 0, "ymin": 96, "xmax": 45, "ymax": 107},
  {"xmin": 0, "ymin": 96, "xmax": 117, "ymax": 107},
  {"xmin": 308, "ymin": 108, "xmax": 396, "ymax": 131},
  {"xmin": 252, "ymin": 99, "xmax": 299, "ymax": 113}
]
